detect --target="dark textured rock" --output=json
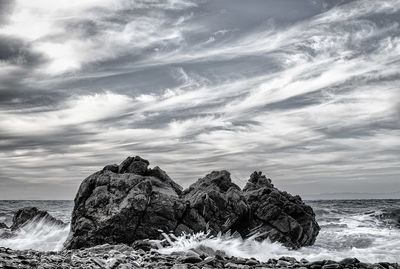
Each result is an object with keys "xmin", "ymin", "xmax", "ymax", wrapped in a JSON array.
[
  {"xmin": 0, "ymin": 223, "xmax": 8, "ymax": 229},
  {"xmin": 322, "ymin": 264, "xmax": 342, "ymax": 269},
  {"xmin": 66, "ymin": 156, "xmax": 319, "ymax": 250},
  {"xmin": 180, "ymin": 252, "xmax": 202, "ymax": 264},
  {"xmin": 180, "ymin": 170, "xmax": 249, "ymax": 235},
  {"xmin": 118, "ymin": 156, "xmax": 150, "ymax": 175},
  {"xmin": 65, "ymin": 156, "xmax": 185, "ymax": 249},
  {"xmin": 131, "ymin": 240, "xmax": 158, "ymax": 252},
  {"xmin": 339, "ymin": 258, "xmax": 359, "ymax": 265},
  {"xmin": 10, "ymin": 207, "xmax": 65, "ymax": 231},
  {"xmin": 242, "ymin": 171, "xmax": 320, "ymax": 248}
]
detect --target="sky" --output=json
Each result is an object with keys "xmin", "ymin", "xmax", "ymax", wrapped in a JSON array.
[{"xmin": 0, "ymin": 0, "xmax": 399, "ymax": 200}]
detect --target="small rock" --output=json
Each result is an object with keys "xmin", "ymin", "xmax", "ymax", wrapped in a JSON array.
[
  {"xmin": 172, "ymin": 264, "xmax": 189, "ymax": 269},
  {"xmin": 234, "ymin": 258, "xmax": 249, "ymax": 265},
  {"xmin": 322, "ymin": 264, "xmax": 341, "ymax": 269},
  {"xmin": 339, "ymin": 258, "xmax": 359, "ymax": 266},
  {"xmin": 311, "ymin": 265, "xmax": 323, "ymax": 269},
  {"xmin": 197, "ymin": 256, "xmax": 215, "ymax": 266},
  {"xmin": 181, "ymin": 255, "xmax": 202, "ymax": 264},
  {"xmin": 301, "ymin": 258, "xmax": 309, "ymax": 264},
  {"xmin": 225, "ymin": 262, "xmax": 249, "ymax": 268},
  {"xmin": 277, "ymin": 260, "xmax": 292, "ymax": 267},
  {"xmin": 245, "ymin": 259, "xmax": 259, "ymax": 265},
  {"xmin": 371, "ymin": 264, "xmax": 387, "ymax": 269},
  {"xmin": 132, "ymin": 240, "xmax": 156, "ymax": 252}
]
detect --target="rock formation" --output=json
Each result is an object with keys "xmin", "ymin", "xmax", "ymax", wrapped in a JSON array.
[
  {"xmin": 243, "ymin": 171, "xmax": 320, "ymax": 248},
  {"xmin": 65, "ymin": 156, "xmax": 320, "ymax": 249},
  {"xmin": 179, "ymin": 170, "xmax": 249, "ymax": 235},
  {"xmin": 65, "ymin": 156, "xmax": 186, "ymax": 249},
  {"xmin": 10, "ymin": 207, "xmax": 65, "ymax": 231}
]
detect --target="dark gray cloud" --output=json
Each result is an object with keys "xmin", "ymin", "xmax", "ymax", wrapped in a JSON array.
[
  {"xmin": 0, "ymin": 0, "xmax": 399, "ymax": 199},
  {"xmin": 0, "ymin": 36, "xmax": 42, "ymax": 65}
]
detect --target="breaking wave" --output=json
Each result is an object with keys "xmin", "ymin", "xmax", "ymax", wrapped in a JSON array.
[
  {"xmin": 156, "ymin": 225, "xmax": 400, "ymax": 263},
  {"xmin": 0, "ymin": 217, "xmax": 70, "ymax": 251},
  {"xmin": 156, "ymin": 201, "xmax": 400, "ymax": 263},
  {"xmin": 0, "ymin": 200, "xmax": 399, "ymax": 263}
]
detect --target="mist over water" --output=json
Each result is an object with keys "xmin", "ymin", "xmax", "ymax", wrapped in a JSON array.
[{"xmin": 1, "ymin": 200, "xmax": 399, "ymax": 262}]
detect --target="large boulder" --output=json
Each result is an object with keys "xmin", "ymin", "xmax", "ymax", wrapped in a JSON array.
[
  {"xmin": 179, "ymin": 170, "xmax": 249, "ymax": 235},
  {"xmin": 64, "ymin": 156, "xmax": 186, "ymax": 249},
  {"xmin": 65, "ymin": 156, "xmax": 319, "ymax": 250},
  {"xmin": 243, "ymin": 171, "xmax": 320, "ymax": 248},
  {"xmin": 10, "ymin": 207, "xmax": 65, "ymax": 231}
]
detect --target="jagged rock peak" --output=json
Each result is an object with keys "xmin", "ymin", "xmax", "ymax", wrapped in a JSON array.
[
  {"xmin": 101, "ymin": 156, "xmax": 182, "ymax": 194},
  {"xmin": 243, "ymin": 171, "xmax": 274, "ymax": 191},
  {"xmin": 182, "ymin": 170, "xmax": 239, "ymax": 194},
  {"xmin": 102, "ymin": 156, "xmax": 150, "ymax": 175}
]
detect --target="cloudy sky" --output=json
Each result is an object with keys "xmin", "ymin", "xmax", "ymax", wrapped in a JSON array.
[{"xmin": 0, "ymin": 0, "xmax": 399, "ymax": 199}]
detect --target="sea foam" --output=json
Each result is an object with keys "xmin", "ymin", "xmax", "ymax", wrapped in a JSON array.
[{"xmin": 0, "ymin": 217, "xmax": 70, "ymax": 251}]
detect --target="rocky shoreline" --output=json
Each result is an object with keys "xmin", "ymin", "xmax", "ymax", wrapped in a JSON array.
[
  {"xmin": 1, "ymin": 243, "xmax": 398, "ymax": 269},
  {"xmin": 1, "ymin": 156, "xmax": 398, "ymax": 268}
]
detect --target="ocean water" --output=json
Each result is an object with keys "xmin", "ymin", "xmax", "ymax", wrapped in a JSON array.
[
  {"xmin": 0, "ymin": 200, "xmax": 73, "ymax": 252},
  {"xmin": 0, "ymin": 200, "xmax": 399, "ymax": 263}
]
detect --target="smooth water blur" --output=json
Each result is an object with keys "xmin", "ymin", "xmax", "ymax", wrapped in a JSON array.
[{"xmin": 0, "ymin": 199, "xmax": 399, "ymax": 263}]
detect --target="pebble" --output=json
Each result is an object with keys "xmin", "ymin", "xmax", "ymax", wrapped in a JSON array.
[
  {"xmin": 181, "ymin": 255, "xmax": 203, "ymax": 264},
  {"xmin": 172, "ymin": 264, "xmax": 189, "ymax": 269},
  {"xmin": 277, "ymin": 260, "xmax": 292, "ymax": 267},
  {"xmin": 322, "ymin": 263, "xmax": 341, "ymax": 269},
  {"xmin": 224, "ymin": 262, "xmax": 250, "ymax": 268},
  {"xmin": 0, "ymin": 244, "xmax": 397, "ymax": 269},
  {"xmin": 340, "ymin": 258, "xmax": 360, "ymax": 265},
  {"xmin": 245, "ymin": 259, "xmax": 258, "ymax": 265}
]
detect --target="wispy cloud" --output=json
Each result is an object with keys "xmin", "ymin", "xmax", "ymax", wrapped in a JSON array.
[
  {"xmin": 0, "ymin": 0, "xmax": 399, "ymax": 199},
  {"xmin": 0, "ymin": 92, "xmax": 133, "ymax": 135}
]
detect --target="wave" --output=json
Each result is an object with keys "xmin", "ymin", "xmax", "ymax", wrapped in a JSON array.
[
  {"xmin": 155, "ymin": 227, "xmax": 400, "ymax": 263},
  {"xmin": 0, "ymin": 217, "xmax": 69, "ymax": 251},
  {"xmin": 0, "ymin": 210, "xmax": 399, "ymax": 262},
  {"xmin": 374, "ymin": 209, "xmax": 400, "ymax": 227}
]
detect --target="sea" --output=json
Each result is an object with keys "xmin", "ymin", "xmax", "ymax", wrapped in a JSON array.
[{"xmin": 0, "ymin": 200, "xmax": 399, "ymax": 263}]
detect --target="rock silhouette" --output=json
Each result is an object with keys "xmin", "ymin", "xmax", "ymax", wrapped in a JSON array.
[{"xmin": 65, "ymin": 156, "xmax": 320, "ymax": 249}]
